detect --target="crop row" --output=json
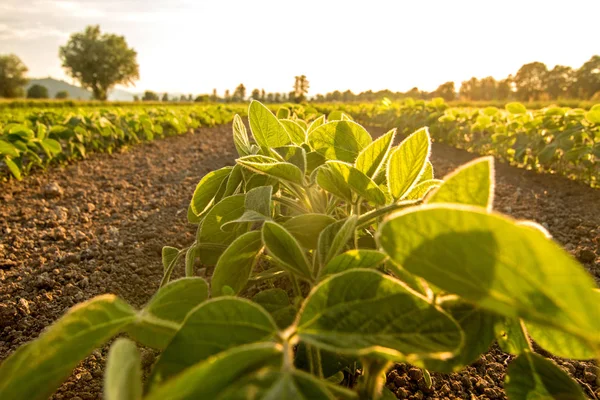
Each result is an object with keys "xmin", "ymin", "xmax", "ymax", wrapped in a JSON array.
[
  {"xmin": 1, "ymin": 102, "xmax": 597, "ymax": 399},
  {"xmin": 313, "ymin": 99, "xmax": 600, "ymax": 187},
  {"xmin": 0, "ymin": 104, "xmax": 246, "ymax": 180}
]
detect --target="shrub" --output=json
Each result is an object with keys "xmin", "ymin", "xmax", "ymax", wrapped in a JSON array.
[
  {"xmin": 26, "ymin": 84, "xmax": 49, "ymax": 99},
  {"xmin": 0, "ymin": 101, "xmax": 597, "ymax": 399}
]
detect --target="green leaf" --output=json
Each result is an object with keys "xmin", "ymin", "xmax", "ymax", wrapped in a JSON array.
[
  {"xmin": 316, "ymin": 164, "xmax": 353, "ymax": 203},
  {"xmin": 198, "ymin": 194, "xmax": 246, "ymax": 265},
  {"xmin": 505, "ymin": 352, "xmax": 586, "ymax": 400},
  {"xmin": 321, "ymin": 161, "xmax": 386, "ymax": 205},
  {"xmin": 280, "ymin": 119, "xmax": 307, "ymax": 145},
  {"xmin": 245, "ymin": 185, "xmax": 272, "ymax": 216},
  {"xmin": 355, "ymin": 128, "xmax": 396, "ymax": 178},
  {"xmin": 273, "ymin": 145, "xmax": 307, "ymax": 174},
  {"xmin": 237, "ymin": 155, "xmax": 304, "ymax": 185},
  {"xmin": 145, "ymin": 343, "xmax": 283, "ymax": 400},
  {"xmin": 506, "ymin": 102, "xmax": 527, "ymax": 115},
  {"xmin": 525, "ymin": 319, "xmax": 598, "ymax": 360},
  {"xmin": 308, "ymin": 120, "xmax": 372, "ymax": 163},
  {"xmin": 378, "ymin": 204, "xmax": 600, "ymax": 346},
  {"xmin": 317, "ymin": 216, "xmax": 358, "ymax": 267},
  {"xmin": 427, "ymin": 156, "xmax": 494, "ymax": 209},
  {"xmin": 384, "ymin": 261, "xmax": 428, "ymax": 296},
  {"xmin": 211, "ymin": 231, "xmax": 264, "ymax": 296},
  {"xmin": 282, "ymin": 214, "xmax": 336, "ymax": 249},
  {"xmin": 308, "ymin": 115, "xmax": 325, "ymax": 133},
  {"xmin": 190, "ymin": 167, "xmax": 232, "ymax": 215},
  {"xmin": 249, "ymin": 101, "xmax": 291, "ymax": 148},
  {"xmin": 223, "ymin": 164, "xmax": 244, "ymax": 197},
  {"xmin": 494, "ymin": 318, "xmax": 531, "ymax": 355},
  {"xmin": 126, "ymin": 278, "xmax": 209, "ymax": 349},
  {"xmin": 404, "ymin": 179, "xmax": 443, "ymax": 200},
  {"xmin": 148, "ymin": 298, "xmax": 278, "ymax": 387},
  {"xmin": 306, "ymin": 151, "xmax": 326, "ymax": 174},
  {"xmin": 262, "ymin": 221, "xmax": 313, "ymax": 281},
  {"xmin": 5, "ymin": 157, "xmax": 22, "ymax": 180},
  {"xmin": 322, "ymin": 249, "xmax": 387, "ymax": 277},
  {"xmin": 296, "ymin": 269, "xmax": 463, "ymax": 362},
  {"xmin": 276, "ymin": 107, "xmax": 291, "ymax": 119},
  {"xmin": 0, "ymin": 139, "xmax": 20, "ymax": 157},
  {"xmin": 585, "ymin": 109, "xmax": 600, "ymax": 124},
  {"xmin": 252, "ymin": 289, "xmax": 296, "ymax": 329},
  {"xmin": 104, "ymin": 339, "xmax": 142, "ymax": 400},
  {"xmin": 387, "ymin": 128, "xmax": 431, "ymax": 199},
  {"xmin": 424, "ymin": 299, "xmax": 499, "ymax": 373},
  {"xmin": 161, "ymin": 246, "xmax": 179, "ymax": 271},
  {"xmin": 41, "ymin": 138, "xmax": 61, "ymax": 156},
  {"xmin": 0, "ymin": 295, "xmax": 135, "ymax": 400},
  {"xmin": 418, "ymin": 161, "xmax": 434, "ymax": 183},
  {"xmin": 232, "ymin": 114, "xmax": 251, "ymax": 156}
]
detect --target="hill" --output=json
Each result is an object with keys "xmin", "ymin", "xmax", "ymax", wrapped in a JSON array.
[{"xmin": 24, "ymin": 78, "xmax": 137, "ymax": 101}]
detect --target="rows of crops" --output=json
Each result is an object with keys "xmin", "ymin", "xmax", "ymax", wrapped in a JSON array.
[
  {"xmin": 0, "ymin": 104, "xmax": 246, "ymax": 180},
  {"xmin": 1, "ymin": 101, "xmax": 597, "ymax": 399},
  {"xmin": 313, "ymin": 99, "xmax": 600, "ymax": 187}
]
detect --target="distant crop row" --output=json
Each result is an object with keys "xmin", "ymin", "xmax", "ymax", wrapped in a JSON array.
[
  {"xmin": 313, "ymin": 99, "xmax": 600, "ymax": 187},
  {"xmin": 0, "ymin": 104, "xmax": 246, "ymax": 180}
]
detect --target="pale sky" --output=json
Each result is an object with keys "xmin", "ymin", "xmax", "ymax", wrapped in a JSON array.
[{"xmin": 1, "ymin": 0, "xmax": 599, "ymax": 95}]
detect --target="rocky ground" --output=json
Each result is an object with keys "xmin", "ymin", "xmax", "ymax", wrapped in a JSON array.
[{"xmin": 0, "ymin": 122, "xmax": 598, "ymax": 399}]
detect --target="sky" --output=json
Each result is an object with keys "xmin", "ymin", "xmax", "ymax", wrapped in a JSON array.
[{"xmin": 1, "ymin": 0, "xmax": 599, "ymax": 96}]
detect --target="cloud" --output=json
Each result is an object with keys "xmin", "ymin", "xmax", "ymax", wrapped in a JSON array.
[{"xmin": 0, "ymin": 23, "xmax": 69, "ymax": 41}]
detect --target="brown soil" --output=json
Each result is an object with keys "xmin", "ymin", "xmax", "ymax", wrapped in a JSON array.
[{"xmin": 0, "ymin": 123, "xmax": 598, "ymax": 399}]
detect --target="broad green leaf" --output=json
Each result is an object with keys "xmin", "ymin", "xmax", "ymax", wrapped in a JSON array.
[
  {"xmin": 104, "ymin": 339, "xmax": 142, "ymax": 400},
  {"xmin": 127, "ymin": 278, "xmax": 209, "ymax": 349},
  {"xmin": 327, "ymin": 111, "xmax": 344, "ymax": 121},
  {"xmin": 262, "ymin": 221, "xmax": 313, "ymax": 281},
  {"xmin": 161, "ymin": 246, "xmax": 179, "ymax": 271},
  {"xmin": 307, "ymin": 115, "xmax": 325, "ymax": 133},
  {"xmin": 41, "ymin": 138, "xmax": 61, "ymax": 156},
  {"xmin": 505, "ymin": 352, "xmax": 586, "ymax": 400},
  {"xmin": 322, "ymin": 249, "xmax": 387, "ymax": 277},
  {"xmin": 309, "ymin": 120, "xmax": 372, "ymax": 163},
  {"xmin": 274, "ymin": 145, "xmax": 306, "ymax": 174},
  {"xmin": 316, "ymin": 164, "xmax": 353, "ymax": 202},
  {"xmin": 198, "ymin": 195, "xmax": 246, "ymax": 265},
  {"xmin": 378, "ymin": 204, "xmax": 600, "ymax": 346},
  {"xmin": 495, "ymin": 318, "xmax": 531, "ymax": 355},
  {"xmin": 149, "ymin": 298, "xmax": 278, "ymax": 387},
  {"xmin": 249, "ymin": 101, "xmax": 291, "ymax": 148},
  {"xmin": 0, "ymin": 295, "xmax": 135, "ymax": 400},
  {"xmin": 245, "ymin": 185, "xmax": 272, "ymax": 216},
  {"xmin": 525, "ymin": 320, "xmax": 597, "ymax": 360},
  {"xmin": 276, "ymin": 107, "xmax": 290, "ymax": 119},
  {"xmin": 280, "ymin": 119, "xmax": 307, "ymax": 145},
  {"xmin": 245, "ymin": 173, "xmax": 280, "ymax": 192},
  {"xmin": 317, "ymin": 216, "xmax": 357, "ymax": 267},
  {"xmin": 185, "ymin": 245, "xmax": 198, "ymax": 277},
  {"xmin": 506, "ymin": 102, "xmax": 527, "ymax": 115},
  {"xmin": 232, "ymin": 114, "xmax": 251, "ymax": 156},
  {"xmin": 221, "ymin": 210, "xmax": 270, "ymax": 232},
  {"xmin": 145, "ymin": 343, "xmax": 283, "ymax": 400},
  {"xmin": 585, "ymin": 109, "xmax": 600, "ymax": 124},
  {"xmin": 538, "ymin": 144, "xmax": 557, "ymax": 164},
  {"xmin": 0, "ymin": 139, "xmax": 20, "ymax": 157},
  {"xmin": 223, "ymin": 164, "xmax": 244, "ymax": 197},
  {"xmin": 252, "ymin": 289, "xmax": 296, "ymax": 329},
  {"xmin": 306, "ymin": 151, "xmax": 326, "ymax": 174},
  {"xmin": 237, "ymin": 155, "xmax": 304, "ymax": 185},
  {"xmin": 190, "ymin": 167, "xmax": 232, "ymax": 215},
  {"xmin": 404, "ymin": 179, "xmax": 443, "ymax": 200},
  {"xmin": 322, "ymin": 161, "xmax": 386, "ymax": 205},
  {"xmin": 5, "ymin": 158, "xmax": 21, "ymax": 180},
  {"xmin": 424, "ymin": 300, "xmax": 499, "ymax": 373},
  {"xmin": 297, "ymin": 270, "xmax": 463, "ymax": 362},
  {"xmin": 387, "ymin": 128, "xmax": 431, "ymax": 199},
  {"xmin": 427, "ymin": 156, "xmax": 494, "ymax": 209},
  {"xmin": 355, "ymin": 128, "xmax": 396, "ymax": 178},
  {"xmin": 282, "ymin": 214, "xmax": 336, "ymax": 249},
  {"xmin": 211, "ymin": 231, "xmax": 263, "ymax": 296}
]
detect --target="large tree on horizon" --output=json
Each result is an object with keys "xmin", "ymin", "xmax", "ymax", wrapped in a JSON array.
[
  {"xmin": 59, "ymin": 25, "xmax": 139, "ymax": 100},
  {"xmin": 0, "ymin": 54, "xmax": 28, "ymax": 98}
]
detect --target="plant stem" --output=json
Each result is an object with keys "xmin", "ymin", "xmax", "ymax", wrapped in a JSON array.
[
  {"xmin": 356, "ymin": 199, "xmax": 421, "ymax": 228},
  {"xmin": 290, "ymin": 274, "xmax": 302, "ymax": 298}
]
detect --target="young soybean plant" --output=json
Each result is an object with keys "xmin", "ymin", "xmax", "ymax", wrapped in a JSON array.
[{"xmin": 0, "ymin": 101, "xmax": 598, "ymax": 400}]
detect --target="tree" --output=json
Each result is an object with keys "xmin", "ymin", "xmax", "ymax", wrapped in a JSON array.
[
  {"xmin": 211, "ymin": 89, "xmax": 218, "ymax": 102},
  {"xmin": 194, "ymin": 94, "xmax": 209, "ymax": 102},
  {"xmin": 59, "ymin": 25, "xmax": 139, "ymax": 100},
  {"xmin": 133, "ymin": 95, "xmax": 140, "ymax": 101},
  {"xmin": 514, "ymin": 62, "xmax": 548, "ymax": 101},
  {"xmin": 459, "ymin": 78, "xmax": 481, "ymax": 100},
  {"xmin": 224, "ymin": 90, "xmax": 231, "ymax": 102},
  {"xmin": 161, "ymin": 93, "xmax": 169, "ymax": 102},
  {"xmin": 142, "ymin": 90, "xmax": 159, "ymax": 101},
  {"xmin": 27, "ymin": 84, "xmax": 49, "ymax": 99},
  {"xmin": 479, "ymin": 77, "xmax": 497, "ymax": 100},
  {"xmin": 260, "ymin": 89, "xmax": 266, "ymax": 102},
  {"xmin": 274, "ymin": 93, "xmax": 281, "ymax": 103},
  {"xmin": 251, "ymin": 88, "xmax": 260, "ymax": 100},
  {"xmin": 0, "ymin": 54, "xmax": 28, "ymax": 98},
  {"xmin": 434, "ymin": 81, "xmax": 455, "ymax": 101},
  {"xmin": 497, "ymin": 76, "xmax": 512, "ymax": 100},
  {"xmin": 574, "ymin": 55, "xmax": 600, "ymax": 99},
  {"xmin": 55, "ymin": 90, "xmax": 69, "ymax": 99},
  {"xmin": 233, "ymin": 84, "xmax": 246, "ymax": 101},
  {"xmin": 293, "ymin": 75, "xmax": 309, "ymax": 103},
  {"xmin": 545, "ymin": 65, "xmax": 575, "ymax": 99},
  {"xmin": 266, "ymin": 93, "xmax": 274, "ymax": 102}
]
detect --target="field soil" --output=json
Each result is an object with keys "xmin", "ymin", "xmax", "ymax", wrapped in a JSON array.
[{"xmin": 0, "ymin": 123, "xmax": 598, "ymax": 399}]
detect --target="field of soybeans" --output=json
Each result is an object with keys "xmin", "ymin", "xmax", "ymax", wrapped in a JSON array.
[{"xmin": 0, "ymin": 99, "xmax": 599, "ymax": 400}]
